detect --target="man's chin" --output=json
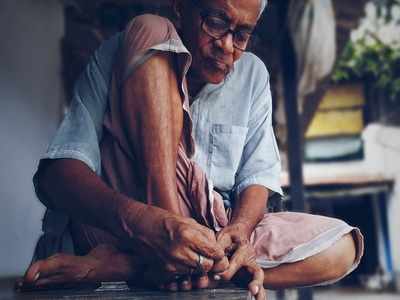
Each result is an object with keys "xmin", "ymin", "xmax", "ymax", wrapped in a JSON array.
[{"xmin": 202, "ymin": 70, "xmax": 227, "ymax": 85}]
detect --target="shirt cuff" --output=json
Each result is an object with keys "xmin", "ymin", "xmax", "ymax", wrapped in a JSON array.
[
  {"xmin": 43, "ymin": 144, "xmax": 98, "ymax": 173},
  {"xmin": 234, "ymin": 174, "xmax": 284, "ymax": 200}
]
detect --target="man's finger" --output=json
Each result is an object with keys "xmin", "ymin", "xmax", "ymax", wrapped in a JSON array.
[
  {"xmin": 35, "ymin": 275, "xmax": 69, "ymax": 287},
  {"xmin": 247, "ymin": 266, "xmax": 264, "ymax": 290},
  {"xmin": 256, "ymin": 286, "xmax": 267, "ymax": 300},
  {"xmin": 178, "ymin": 276, "xmax": 192, "ymax": 291},
  {"xmin": 23, "ymin": 261, "xmax": 42, "ymax": 284},
  {"xmin": 164, "ymin": 281, "xmax": 179, "ymax": 292},
  {"xmin": 24, "ymin": 255, "xmax": 65, "ymax": 284},
  {"xmin": 190, "ymin": 233, "xmax": 225, "ymax": 261},
  {"xmin": 211, "ymin": 256, "xmax": 229, "ymax": 274},
  {"xmin": 219, "ymin": 245, "xmax": 247, "ymax": 281},
  {"xmin": 193, "ymin": 275, "xmax": 210, "ymax": 289},
  {"xmin": 216, "ymin": 231, "xmax": 233, "ymax": 253},
  {"xmin": 170, "ymin": 247, "xmax": 215, "ymax": 273},
  {"xmin": 164, "ymin": 262, "xmax": 189, "ymax": 276},
  {"xmin": 245, "ymin": 263, "xmax": 265, "ymax": 300}
]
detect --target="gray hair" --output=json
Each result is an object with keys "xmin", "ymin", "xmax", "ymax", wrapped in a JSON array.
[{"xmin": 259, "ymin": 0, "xmax": 268, "ymax": 17}]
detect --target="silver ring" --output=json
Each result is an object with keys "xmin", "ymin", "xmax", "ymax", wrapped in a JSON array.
[{"xmin": 196, "ymin": 254, "xmax": 205, "ymax": 274}]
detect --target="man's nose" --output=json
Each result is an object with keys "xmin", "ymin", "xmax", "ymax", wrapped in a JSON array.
[{"xmin": 215, "ymin": 32, "xmax": 234, "ymax": 54}]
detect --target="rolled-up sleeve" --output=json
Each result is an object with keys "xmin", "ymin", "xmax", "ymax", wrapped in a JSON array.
[
  {"xmin": 40, "ymin": 34, "xmax": 120, "ymax": 175},
  {"xmin": 233, "ymin": 70, "xmax": 283, "ymax": 199}
]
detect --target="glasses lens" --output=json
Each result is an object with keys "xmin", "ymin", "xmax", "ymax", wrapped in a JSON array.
[
  {"xmin": 202, "ymin": 14, "xmax": 251, "ymax": 51},
  {"xmin": 203, "ymin": 15, "xmax": 229, "ymax": 38},
  {"xmin": 233, "ymin": 31, "xmax": 251, "ymax": 50}
]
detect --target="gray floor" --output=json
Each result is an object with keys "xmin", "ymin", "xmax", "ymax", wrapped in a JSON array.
[
  {"xmin": 2, "ymin": 279, "xmax": 252, "ymax": 300},
  {"xmin": 313, "ymin": 288, "xmax": 400, "ymax": 300},
  {"xmin": 2, "ymin": 279, "xmax": 399, "ymax": 300}
]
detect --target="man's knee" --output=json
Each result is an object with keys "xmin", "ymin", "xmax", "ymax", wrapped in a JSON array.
[
  {"xmin": 125, "ymin": 14, "xmax": 176, "ymax": 48},
  {"xmin": 324, "ymin": 233, "xmax": 357, "ymax": 282},
  {"xmin": 129, "ymin": 14, "xmax": 174, "ymax": 31},
  {"xmin": 141, "ymin": 51, "xmax": 176, "ymax": 73}
]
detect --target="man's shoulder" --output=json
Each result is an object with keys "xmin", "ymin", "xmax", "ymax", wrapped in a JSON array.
[
  {"xmin": 228, "ymin": 52, "xmax": 270, "ymax": 96},
  {"xmin": 238, "ymin": 52, "xmax": 269, "ymax": 77},
  {"xmin": 235, "ymin": 52, "xmax": 270, "ymax": 82}
]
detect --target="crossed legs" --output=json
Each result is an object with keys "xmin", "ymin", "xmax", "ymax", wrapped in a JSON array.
[
  {"xmin": 22, "ymin": 53, "xmax": 359, "ymax": 290},
  {"xmin": 22, "ymin": 233, "xmax": 357, "ymax": 289}
]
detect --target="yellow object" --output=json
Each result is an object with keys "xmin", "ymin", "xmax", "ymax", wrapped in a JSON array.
[{"xmin": 306, "ymin": 84, "xmax": 365, "ymax": 139}]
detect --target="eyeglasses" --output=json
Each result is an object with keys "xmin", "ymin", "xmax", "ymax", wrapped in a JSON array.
[{"xmin": 198, "ymin": 11, "xmax": 253, "ymax": 51}]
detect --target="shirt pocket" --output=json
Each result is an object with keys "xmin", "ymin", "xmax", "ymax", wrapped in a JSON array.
[{"xmin": 210, "ymin": 124, "xmax": 249, "ymax": 190}]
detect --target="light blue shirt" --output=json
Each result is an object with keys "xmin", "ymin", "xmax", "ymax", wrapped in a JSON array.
[{"xmin": 40, "ymin": 33, "xmax": 283, "ymax": 207}]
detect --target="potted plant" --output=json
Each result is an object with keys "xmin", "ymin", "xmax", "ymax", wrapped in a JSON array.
[{"xmin": 332, "ymin": 2, "xmax": 400, "ymax": 125}]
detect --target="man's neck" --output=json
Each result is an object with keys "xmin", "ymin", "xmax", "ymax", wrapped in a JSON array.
[{"xmin": 186, "ymin": 70, "xmax": 206, "ymax": 102}]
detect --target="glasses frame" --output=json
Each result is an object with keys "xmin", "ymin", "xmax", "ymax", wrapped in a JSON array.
[{"xmin": 197, "ymin": 10, "xmax": 253, "ymax": 51}]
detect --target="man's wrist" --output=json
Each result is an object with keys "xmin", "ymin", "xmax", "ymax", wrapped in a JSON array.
[
  {"xmin": 228, "ymin": 220, "xmax": 253, "ymax": 240},
  {"xmin": 114, "ymin": 195, "xmax": 171, "ymax": 247},
  {"xmin": 112, "ymin": 194, "xmax": 146, "ymax": 239}
]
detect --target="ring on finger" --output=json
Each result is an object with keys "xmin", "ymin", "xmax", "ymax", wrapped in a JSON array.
[{"xmin": 196, "ymin": 254, "xmax": 206, "ymax": 274}]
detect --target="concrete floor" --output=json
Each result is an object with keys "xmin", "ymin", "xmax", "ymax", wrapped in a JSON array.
[
  {"xmin": 1, "ymin": 279, "xmax": 399, "ymax": 300},
  {"xmin": 312, "ymin": 289, "xmax": 399, "ymax": 300},
  {"xmin": 271, "ymin": 288, "xmax": 399, "ymax": 300}
]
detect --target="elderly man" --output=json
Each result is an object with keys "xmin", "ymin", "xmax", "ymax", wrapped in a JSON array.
[{"xmin": 22, "ymin": 0, "xmax": 363, "ymax": 298}]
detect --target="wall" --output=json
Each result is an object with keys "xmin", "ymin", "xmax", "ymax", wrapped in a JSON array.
[
  {"xmin": 0, "ymin": 0, "xmax": 64, "ymax": 277},
  {"xmin": 363, "ymin": 125, "xmax": 400, "ymax": 280}
]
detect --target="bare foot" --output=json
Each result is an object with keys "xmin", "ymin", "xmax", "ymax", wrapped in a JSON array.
[{"xmin": 22, "ymin": 244, "xmax": 140, "ymax": 287}]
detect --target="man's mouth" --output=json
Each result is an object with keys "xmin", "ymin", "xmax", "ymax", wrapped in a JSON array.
[
  {"xmin": 212, "ymin": 59, "xmax": 226, "ymax": 70},
  {"xmin": 207, "ymin": 58, "xmax": 230, "ymax": 73}
]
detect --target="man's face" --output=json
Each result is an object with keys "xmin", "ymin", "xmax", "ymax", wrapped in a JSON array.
[{"xmin": 181, "ymin": 0, "xmax": 260, "ymax": 84}]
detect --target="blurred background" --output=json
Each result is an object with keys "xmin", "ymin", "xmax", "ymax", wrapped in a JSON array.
[{"xmin": 0, "ymin": 0, "xmax": 399, "ymax": 299}]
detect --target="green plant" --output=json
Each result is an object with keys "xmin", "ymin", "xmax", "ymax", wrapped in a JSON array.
[
  {"xmin": 333, "ymin": 1, "xmax": 400, "ymax": 102},
  {"xmin": 333, "ymin": 34, "xmax": 400, "ymax": 102}
]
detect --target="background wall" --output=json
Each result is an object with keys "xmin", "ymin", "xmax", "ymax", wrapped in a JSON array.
[{"xmin": 0, "ymin": 0, "xmax": 64, "ymax": 277}]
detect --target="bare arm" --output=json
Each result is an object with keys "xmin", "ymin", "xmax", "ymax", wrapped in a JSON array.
[
  {"xmin": 37, "ymin": 158, "xmax": 225, "ymax": 271},
  {"xmin": 38, "ymin": 158, "xmax": 157, "ymax": 241},
  {"xmin": 230, "ymin": 185, "xmax": 268, "ymax": 238},
  {"xmin": 216, "ymin": 185, "xmax": 268, "ymax": 251},
  {"xmin": 215, "ymin": 185, "xmax": 268, "ymax": 300}
]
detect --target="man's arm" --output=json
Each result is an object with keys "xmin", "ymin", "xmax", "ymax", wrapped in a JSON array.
[
  {"xmin": 214, "ymin": 185, "xmax": 268, "ymax": 298},
  {"xmin": 215, "ymin": 185, "xmax": 268, "ymax": 261},
  {"xmin": 214, "ymin": 60, "xmax": 281, "ymax": 285},
  {"xmin": 38, "ymin": 159, "xmax": 135, "ymax": 239},
  {"xmin": 38, "ymin": 158, "xmax": 225, "ymax": 272},
  {"xmin": 229, "ymin": 185, "xmax": 269, "ymax": 238}
]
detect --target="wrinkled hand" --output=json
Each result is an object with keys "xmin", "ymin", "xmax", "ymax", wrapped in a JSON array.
[
  {"xmin": 216, "ymin": 222, "xmax": 252, "ymax": 256},
  {"xmin": 121, "ymin": 203, "xmax": 229, "ymax": 280},
  {"xmin": 215, "ymin": 223, "xmax": 266, "ymax": 300},
  {"xmin": 134, "ymin": 212, "xmax": 229, "ymax": 291}
]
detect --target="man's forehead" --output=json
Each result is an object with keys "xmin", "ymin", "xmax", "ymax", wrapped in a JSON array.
[{"xmin": 201, "ymin": 0, "xmax": 260, "ymax": 25}]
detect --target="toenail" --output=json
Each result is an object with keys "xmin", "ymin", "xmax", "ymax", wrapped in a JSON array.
[{"xmin": 214, "ymin": 275, "xmax": 221, "ymax": 281}]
